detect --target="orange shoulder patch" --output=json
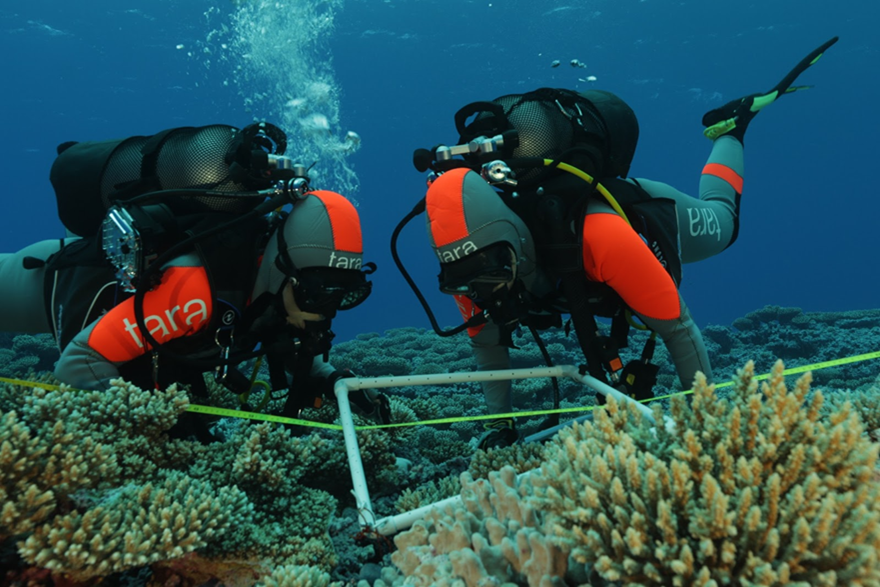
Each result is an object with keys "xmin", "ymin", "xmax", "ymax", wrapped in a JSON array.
[{"xmin": 88, "ymin": 266, "xmax": 213, "ymax": 362}]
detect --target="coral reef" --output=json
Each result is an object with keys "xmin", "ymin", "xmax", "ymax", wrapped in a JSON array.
[
  {"xmin": 467, "ymin": 442, "xmax": 547, "ymax": 481},
  {"xmin": 3, "ymin": 304, "xmax": 880, "ymax": 585},
  {"xmin": 18, "ymin": 471, "xmax": 250, "ymax": 582},
  {"xmin": 395, "ymin": 475, "xmax": 461, "ymax": 514},
  {"xmin": 255, "ymin": 563, "xmax": 334, "ymax": 586},
  {"xmin": 391, "ymin": 466, "xmax": 576, "ymax": 586},
  {"xmin": 0, "ymin": 379, "xmax": 355, "ymax": 584},
  {"xmin": 388, "ymin": 360, "xmax": 880, "ymax": 585},
  {"xmin": 705, "ymin": 305, "xmax": 880, "ymax": 390},
  {"xmin": 540, "ymin": 361, "xmax": 880, "ymax": 584},
  {"xmin": 821, "ymin": 374, "xmax": 880, "ymax": 434},
  {"xmin": 331, "ymin": 327, "xmax": 476, "ymax": 377},
  {"xmin": 0, "ymin": 334, "xmax": 58, "ymax": 376}
]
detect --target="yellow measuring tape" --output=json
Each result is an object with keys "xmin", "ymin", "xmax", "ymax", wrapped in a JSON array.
[
  {"xmin": 3, "ymin": 349, "xmax": 879, "ymax": 431},
  {"xmin": 647, "ymin": 349, "xmax": 880, "ymax": 404}
]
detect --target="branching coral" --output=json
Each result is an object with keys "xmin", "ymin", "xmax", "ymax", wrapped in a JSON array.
[
  {"xmin": 17, "ymin": 470, "xmax": 251, "ymax": 582},
  {"xmin": 188, "ymin": 422, "xmax": 340, "ymax": 568},
  {"xmin": 391, "ymin": 360, "xmax": 880, "ymax": 586},
  {"xmin": 255, "ymin": 563, "xmax": 335, "ymax": 586},
  {"xmin": 13, "ymin": 379, "xmax": 192, "ymax": 479},
  {"xmin": 0, "ymin": 378, "xmax": 269, "ymax": 583},
  {"xmin": 395, "ymin": 475, "xmax": 462, "ymax": 514},
  {"xmin": 0, "ymin": 378, "xmax": 191, "ymax": 541},
  {"xmin": 822, "ymin": 383, "xmax": 880, "ymax": 435},
  {"xmin": 537, "ymin": 360, "xmax": 880, "ymax": 585},
  {"xmin": 0, "ymin": 409, "xmax": 118, "ymax": 540},
  {"xmin": 468, "ymin": 442, "xmax": 547, "ymax": 481}
]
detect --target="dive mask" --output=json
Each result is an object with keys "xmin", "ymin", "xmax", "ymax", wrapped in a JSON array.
[
  {"xmin": 438, "ymin": 242, "xmax": 515, "ymax": 300},
  {"xmin": 291, "ymin": 266, "xmax": 373, "ymax": 317}
]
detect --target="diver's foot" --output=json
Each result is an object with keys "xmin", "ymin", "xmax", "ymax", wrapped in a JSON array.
[
  {"xmin": 702, "ymin": 93, "xmax": 763, "ymax": 143},
  {"xmin": 477, "ymin": 418, "xmax": 521, "ymax": 450}
]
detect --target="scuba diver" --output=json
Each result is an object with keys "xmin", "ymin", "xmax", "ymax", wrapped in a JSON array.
[
  {"xmin": 393, "ymin": 37, "xmax": 838, "ymax": 449},
  {"xmin": 0, "ymin": 122, "xmax": 390, "ymax": 439}
]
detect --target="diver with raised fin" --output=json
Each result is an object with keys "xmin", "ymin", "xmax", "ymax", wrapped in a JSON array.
[{"xmin": 394, "ymin": 36, "xmax": 839, "ymax": 449}]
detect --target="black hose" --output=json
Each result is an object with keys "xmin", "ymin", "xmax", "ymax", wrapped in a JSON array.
[
  {"xmin": 528, "ymin": 323, "xmax": 560, "ymax": 429},
  {"xmin": 389, "ymin": 198, "xmax": 484, "ymax": 338}
]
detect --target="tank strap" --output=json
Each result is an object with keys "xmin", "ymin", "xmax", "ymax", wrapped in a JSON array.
[{"xmin": 139, "ymin": 127, "xmax": 191, "ymax": 180}]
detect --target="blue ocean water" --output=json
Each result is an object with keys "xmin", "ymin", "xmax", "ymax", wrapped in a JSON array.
[{"xmin": 0, "ymin": 0, "xmax": 876, "ymax": 344}]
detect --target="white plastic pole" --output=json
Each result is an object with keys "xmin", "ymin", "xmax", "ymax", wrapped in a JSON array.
[
  {"xmin": 561, "ymin": 365, "xmax": 655, "ymax": 420},
  {"xmin": 334, "ymin": 365, "xmax": 662, "ymax": 534},
  {"xmin": 333, "ymin": 380, "xmax": 376, "ymax": 528},
  {"xmin": 343, "ymin": 365, "xmax": 572, "ymax": 391}
]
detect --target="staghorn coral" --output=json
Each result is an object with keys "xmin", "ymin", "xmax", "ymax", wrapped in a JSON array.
[
  {"xmin": 17, "ymin": 470, "xmax": 251, "ymax": 582},
  {"xmin": 13, "ymin": 379, "xmax": 192, "ymax": 479},
  {"xmin": 10, "ymin": 335, "xmax": 59, "ymax": 374},
  {"xmin": 391, "ymin": 360, "xmax": 880, "ymax": 586},
  {"xmin": 395, "ymin": 475, "xmax": 461, "ymax": 514},
  {"xmin": 822, "ymin": 383, "xmax": 880, "ymax": 435},
  {"xmin": 536, "ymin": 360, "xmax": 880, "ymax": 585},
  {"xmin": 468, "ymin": 441, "xmax": 547, "ymax": 481},
  {"xmin": 411, "ymin": 427, "xmax": 473, "ymax": 465},
  {"xmin": 255, "ymin": 563, "xmax": 336, "ymax": 586},
  {"xmin": 0, "ymin": 409, "xmax": 119, "ymax": 540},
  {"xmin": 187, "ymin": 422, "xmax": 340, "ymax": 568},
  {"xmin": 298, "ymin": 402, "xmax": 406, "ymax": 495},
  {"xmin": 0, "ymin": 334, "xmax": 58, "ymax": 377},
  {"xmin": 402, "ymin": 397, "xmax": 443, "ymax": 422},
  {"xmin": 0, "ymin": 379, "xmax": 349, "ymax": 583},
  {"xmin": 0, "ymin": 379, "xmax": 264, "ymax": 582},
  {"xmin": 0, "ymin": 378, "xmax": 191, "ymax": 542}
]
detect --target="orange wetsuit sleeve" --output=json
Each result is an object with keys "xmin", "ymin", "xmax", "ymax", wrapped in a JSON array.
[
  {"xmin": 454, "ymin": 294, "xmax": 487, "ymax": 338},
  {"xmin": 581, "ymin": 213, "xmax": 681, "ymax": 321},
  {"xmin": 87, "ymin": 266, "xmax": 213, "ymax": 362}
]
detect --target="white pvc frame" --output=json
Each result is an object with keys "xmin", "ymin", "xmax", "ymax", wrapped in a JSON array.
[{"xmin": 333, "ymin": 365, "xmax": 662, "ymax": 536}]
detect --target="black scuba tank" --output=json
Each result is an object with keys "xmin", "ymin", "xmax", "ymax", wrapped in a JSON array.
[{"xmin": 49, "ymin": 123, "xmax": 286, "ymax": 237}]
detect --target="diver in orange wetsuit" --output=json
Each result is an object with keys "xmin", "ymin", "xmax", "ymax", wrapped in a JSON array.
[
  {"xmin": 0, "ymin": 123, "xmax": 390, "ymax": 439},
  {"xmin": 414, "ymin": 85, "xmax": 786, "ymax": 448}
]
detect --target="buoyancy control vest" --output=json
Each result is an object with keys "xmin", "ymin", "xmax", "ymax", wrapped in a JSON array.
[
  {"xmin": 504, "ymin": 172, "xmax": 682, "ymax": 298},
  {"xmin": 43, "ymin": 212, "xmax": 269, "ymax": 358},
  {"xmin": 485, "ymin": 169, "xmax": 681, "ymax": 394}
]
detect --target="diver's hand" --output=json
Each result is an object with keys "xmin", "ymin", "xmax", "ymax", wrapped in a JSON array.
[
  {"xmin": 323, "ymin": 368, "xmax": 357, "ymax": 398},
  {"xmin": 350, "ymin": 388, "xmax": 392, "ymax": 425},
  {"xmin": 282, "ymin": 280, "xmax": 323, "ymax": 329},
  {"xmin": 325, "ymin": 369, "xmax": 392, "ymax": 425}
]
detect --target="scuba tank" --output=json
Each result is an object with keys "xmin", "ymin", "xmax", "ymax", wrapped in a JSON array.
[
  {"xmin": 49, "ymin": 123, "xmax": 293, "ymax": 237},
  {"xmin": 49, "ymin": 122, "xmax": 309, "ymax": 292}
]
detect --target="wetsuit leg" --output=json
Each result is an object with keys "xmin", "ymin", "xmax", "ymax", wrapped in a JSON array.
[
  {"xmin": 0, "ymin": 240, "xmax": 64, "ymax": 333},
  {"xmin": 634, "ymin": 136, "xmax": 744, "ymax": 263},
  {"xmin": 470, "ymin": 321, "xmax": 512, "ymax": 415}
]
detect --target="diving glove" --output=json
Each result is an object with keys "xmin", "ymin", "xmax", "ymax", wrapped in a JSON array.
[
  {"xmin": 618, "ymin": 360, "xmax": 660, "ymax": 402},
  {"xmin": 350, "ymin": 388, "xmax": 392, "ymax": 425},
  {"xmin": 326, "ymin": 369, "xmax": 392, "ymax": 425},
  {"xmin": 476, "ymin": 418, "xmax": 521, "ymax": 450}
]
